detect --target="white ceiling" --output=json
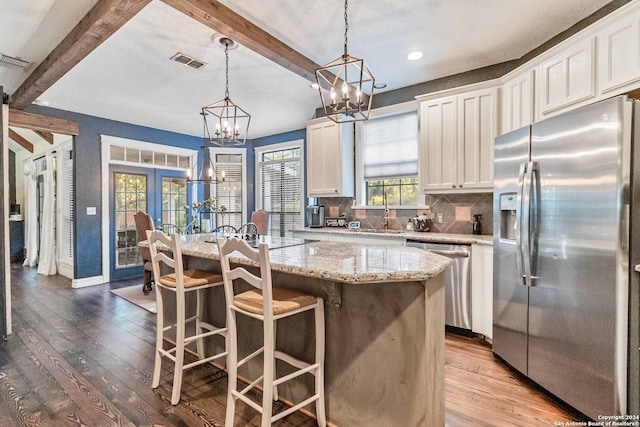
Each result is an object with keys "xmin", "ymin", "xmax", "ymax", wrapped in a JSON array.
[{"xmin": 0, "ymin": 0, "xmax": 615, "ymax": 142}]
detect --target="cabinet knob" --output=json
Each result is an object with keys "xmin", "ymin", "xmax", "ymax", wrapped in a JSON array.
[
  {"xmin": 459, "ymin": 184, "xmax": 463, "ymax": 188},
  {"xmin": 334, "ymin": 189, "xmax": 338, "ymax": 193},
  {"xmin": 452, "ymin": 184, "xmax": 456, "ymax": 188}
]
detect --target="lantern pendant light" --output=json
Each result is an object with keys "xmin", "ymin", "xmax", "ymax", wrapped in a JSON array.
[{"xmin": 315, "ymin": 0, "xmax": 375, "ymax": 123}]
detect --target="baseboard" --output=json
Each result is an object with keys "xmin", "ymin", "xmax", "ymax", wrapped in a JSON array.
[{"xmin": 72, "ymin": 275, "xmax": 105, "ymax": 288}]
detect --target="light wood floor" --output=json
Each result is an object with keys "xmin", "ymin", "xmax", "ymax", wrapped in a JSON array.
[{"xmin": 0, "ymin": 264, "xmax": 582, "ymax": 426}]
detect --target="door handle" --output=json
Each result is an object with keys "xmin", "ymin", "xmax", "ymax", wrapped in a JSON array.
[{"xmin": 515, "ymin": 163, "xmax": 526, "ymax": 285}]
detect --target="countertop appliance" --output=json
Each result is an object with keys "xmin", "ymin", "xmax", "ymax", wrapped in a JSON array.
[
  {"xmin": 493, "ymin": 96, "xmax": 640, "ymax": 419},
  {"xmin": 406, "ymin": 241, "xmax": 471, "ymax": 330},
  {"xmin": 306, "ymin": 205, "xmax": 325, "ymax": 228}
]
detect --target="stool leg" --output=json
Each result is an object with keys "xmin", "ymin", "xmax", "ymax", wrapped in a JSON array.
[
  {"xmin": 261, "ymin": 319, "xmax": 275, "ymax": 427},
  {"xmin": 152, "ymin": 286, "xmax": 164, "ymax": 389},
  {"xmin": 272, "ymin": 320, "xmax": 278, "ymax": 401},
  {"xmin": 315, "ymin": 300, "xmax": 326, "ymax": 427},
  {"xmin": 225, "ymin": 309, "xmax": 238, "ymax": 426},
  {"xmin": 195, "ymin": 289, "xmax": 205, "ymax": 360},
  {"xmin": 171, "ymin": 290, "xmax": 186, "ymax": 405}
]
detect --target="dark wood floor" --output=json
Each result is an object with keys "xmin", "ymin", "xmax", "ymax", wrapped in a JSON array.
[{"xmin": 0, "ymin": 264, "xmax": 581, "ymax": 426}]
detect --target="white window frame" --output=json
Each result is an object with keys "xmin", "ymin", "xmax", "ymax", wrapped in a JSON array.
[
  {"xmin": 354, "ymin": 100, "xmax": 428, "ymax": 209},
  {"xmin": 210, "ymin": 147, "xmax": 247, "ymax": 229},
  {"xmin": 255, "ymin": 140, "xmax": 305, "ymax": 234}
]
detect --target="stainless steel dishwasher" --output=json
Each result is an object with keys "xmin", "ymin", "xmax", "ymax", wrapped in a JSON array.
[{"xmin": 406, "ymin": 241, "xmax": 471, "ymax": 330}]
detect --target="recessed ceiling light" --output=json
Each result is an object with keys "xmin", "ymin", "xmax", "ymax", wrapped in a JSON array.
[
  {"xmin": 310, "ymin": 82, "xmax": 319, "ymax": 90},
  {"xmin": 373, "ymin": 83, "xmax": 387, "ymax": 90},
  {"xmin": 407, "ymin": 51, "xmax": 423, "ymax": 61}
]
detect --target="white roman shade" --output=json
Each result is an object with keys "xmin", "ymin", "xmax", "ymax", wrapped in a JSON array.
[{"xmin": 363, "ymin": 111, "xmax": 419, "ymax": 179}]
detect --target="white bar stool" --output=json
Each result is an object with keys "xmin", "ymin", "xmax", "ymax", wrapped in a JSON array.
[
  {"xmin": 217, "ymin": 237, "xmax": 326, "ymax": 427},
  {"xmin": 147, "ymin": 230, "xmax": 227, "ymax": 405}
]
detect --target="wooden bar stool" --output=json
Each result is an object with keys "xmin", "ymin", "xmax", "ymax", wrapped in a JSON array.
[
  {"xmin": 217, "ymin": 237, "xmax": 326, "ymax": 427},
  {"xmin": 146, "ymin": 230, "xmax": 227, "ymax": 405}
]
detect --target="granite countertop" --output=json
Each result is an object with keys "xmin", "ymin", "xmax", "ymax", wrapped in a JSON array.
[
  {"xmin": 143, "ymin": 233, "xmax": 453, "ymax": 284},
  {"xmin": 291, "ymin": 227, "xmax": 493, "ymax": 246}
]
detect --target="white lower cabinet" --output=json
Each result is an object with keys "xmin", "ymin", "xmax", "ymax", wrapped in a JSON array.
[{"xmin": 471, "ymin": 244, "xmax": 493, "ymax": 340}]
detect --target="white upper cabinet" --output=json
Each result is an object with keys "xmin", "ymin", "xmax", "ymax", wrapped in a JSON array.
[
  {"xmin": 418, "ymin": 82, "xmax": 499, "ymax": 194},
  {"xmin": 419, "ymin": 95, "xmax": 458, "ymax": 192},
  {"xmin": 598, "ymin": 12, "xmax": 640, "ymax": 95},
  {"xmin": 501, "ymin": 69, "xmax": 535, "ymax": 135},
  {"xmin": 538, "ymin": 37, "xmax": 596, "ymax": 117},
  {"xmin": 306, "ymin": 118, "xmax": 354, "ymax": 197}
]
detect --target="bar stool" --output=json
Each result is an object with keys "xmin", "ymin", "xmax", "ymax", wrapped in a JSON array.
[
  {"xmin": 216, "ymin": 237, "xmax": 326, "ymax": 427},
  {"xmin": 146, "ymin": 230, "xmax": 227, "ymax": 405}
]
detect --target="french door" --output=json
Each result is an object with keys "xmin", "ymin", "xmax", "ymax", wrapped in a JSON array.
[{"xmin": 109, "ymin": 165, "xmax": 188, "ymax": 281}]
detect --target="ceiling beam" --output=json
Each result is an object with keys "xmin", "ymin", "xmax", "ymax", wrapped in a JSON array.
[
  {"xmin": 160, "ymin": 0, "xmax": 322, "ymax": 83},
  {"xmin": 9, "ymin": 109, "xmax": 79, "ymax": 135},
  {"xmin": 35, "ymin": 131, "xmax": 55, "ymax": 145},
  {"xmin": 8, "ymin": 129, "xmax": 34, "ymax": 153},
  {"xmin": 10, "ymin": 0, "xmax": 153, "ymax": 110}
]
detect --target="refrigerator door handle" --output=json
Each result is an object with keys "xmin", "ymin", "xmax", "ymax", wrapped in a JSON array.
[
  {"xmin": 515, "ymin": 162, "xmax": 527, "ymax": 285},
  {"xmin": 521, "ymin": 161, "xmax": 537, "ymax": 286}
]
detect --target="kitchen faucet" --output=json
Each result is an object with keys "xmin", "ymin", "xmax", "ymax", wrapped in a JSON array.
[{"xmin": 383, "ymin": 192, "xmax": 390, "ymax": 230}]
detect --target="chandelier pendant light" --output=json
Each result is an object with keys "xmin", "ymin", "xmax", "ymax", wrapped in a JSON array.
[
  {"xmin": 315, "ymin": 0, "xmax": 375, "ymax": 123},
  {"xmin": 202, "ymin": 37, "xmax": 251, "ymax": 146}
]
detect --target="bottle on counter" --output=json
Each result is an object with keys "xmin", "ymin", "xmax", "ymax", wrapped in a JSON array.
[
  {"xmin": 472, "ymin": 214, "xmax": 482, "ymax": 235},
  {"xmin": 406, "ymin": 219, "xmax": 414, "ymax": 231}
]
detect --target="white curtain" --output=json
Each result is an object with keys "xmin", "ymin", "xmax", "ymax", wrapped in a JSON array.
[
  {"xmin": 37, "ymin": 153, "xmax": 56, "ymax": 275},
  {"xmin": 22, "ymin": 159, "xmax": 38, "ymax": 267}
]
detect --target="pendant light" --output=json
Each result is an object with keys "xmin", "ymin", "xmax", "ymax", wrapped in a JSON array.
[
  {"xmin": 186, "ymin": 113, "xmax": 226, "ymax": 185},
  {"xmin": 202, "ymin": 37, "xmax": 251, "ymax": 146},
  {"xmin": 315, "ymin": 0, "xmax": 375, "ymax": 123}
]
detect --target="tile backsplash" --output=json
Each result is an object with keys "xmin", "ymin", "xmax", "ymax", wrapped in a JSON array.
[{"xmin": 318, "ymin": 193, "xmax": 493, "ymax": 235}]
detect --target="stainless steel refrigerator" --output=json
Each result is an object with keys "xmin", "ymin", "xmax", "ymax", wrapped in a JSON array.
[{"xmin": 493, "ymin": 95, "xmax": 640, "ymax": 419}]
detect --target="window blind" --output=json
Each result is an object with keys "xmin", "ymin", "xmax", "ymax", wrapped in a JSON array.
[
  {"xmin": 363, "ymin": 111, "xmax": 419, "ymax": 179},
  {"xmin": 257, "ymin": 147, "xmax": 302, "ymax": 237},
  {"xmin": 214, "ymin": 153, "xmax": 243, "ymax": 229}
]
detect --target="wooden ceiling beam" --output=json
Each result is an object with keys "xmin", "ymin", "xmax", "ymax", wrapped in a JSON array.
[
  {"xmin": 10, "ymin": 0, "xmax": 153, "ymax": 110},
  {"xmin": 8, "ymin": 129, "xmax": 34, "ymax": 153},
  {"xmin": 35, "ymin": 131, "xmax": 55, "ymax": 145},
  {"xmin": 160, "ymin": 0, "xmax": 322, "ymax": 83},
  {"xmin": 9, "ymin": 109, "xmax": 79, "ymax": 135}
]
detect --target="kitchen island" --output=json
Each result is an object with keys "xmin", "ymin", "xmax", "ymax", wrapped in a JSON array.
[{"xmin": 148, "ymin": 234, "xmax": 452, "ymax": 426}]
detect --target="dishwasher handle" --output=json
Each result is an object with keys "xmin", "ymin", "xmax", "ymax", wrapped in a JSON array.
[{"xmin": 427, "ymin": 248, "xmax": 470, "ymax": 258}]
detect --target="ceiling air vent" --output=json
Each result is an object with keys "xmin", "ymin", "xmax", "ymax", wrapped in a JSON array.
[
  {"xmin": 0, "ymin": 53, "xmax": 31, "ymax": 69},
  {"xmin": 170, "ymin": 52, "xmax": 206, "ymax": 70}
]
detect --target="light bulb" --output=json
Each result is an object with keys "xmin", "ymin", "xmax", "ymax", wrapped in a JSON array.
[
  {"xmin": 356, "ymin": 88, "xmax": 362, "ymax": 102},
  {"xmin": 342, "ymin": 81, "xmax": 348, "ymax": 96},
  {"xmin": 208, "ymin": 167, "xmax": 213, "ymax": 178},
  {"xmin": 221, "ymin": 170, "xmax": 226, "ymax": 179},
  {"xmin": 186, "ymin": 169, "xmax": 192, "ymax": 180},
  {"xmin": 330, "ymin": 87, "xmax": 336, "ymax": 102}
]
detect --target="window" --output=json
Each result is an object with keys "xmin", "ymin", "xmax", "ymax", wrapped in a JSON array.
[
  {"xmin": 212, "ymin": 151, "xmax": 245, "ymax": 230},
  {"xmin": 256, "ymin": 142, "xmax": 303, "ymax": 237},
  {"xmin": 162, "ymin": 177, "xmax": 188, "ymax": 230},
  {"xmin": 360, "ymin": 111, "xmax": 419, "ymax": 206}
]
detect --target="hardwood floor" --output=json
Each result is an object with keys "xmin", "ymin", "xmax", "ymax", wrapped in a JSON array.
[{"xmin": 0, "ymin": 264, "xmax": 581, "ymax": 426}]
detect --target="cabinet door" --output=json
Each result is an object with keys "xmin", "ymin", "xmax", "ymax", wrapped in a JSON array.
[
  {"xmin": 420, "ymin": 96, "xmax": 457, "ymax": 192},
  {"xmin": 307, "ymin": 121, "xmax": 340, "ymax": 196},
  {"xmin": 539, "ymin": 37, "xmax": 596, "ymax": 116},
  {"xmin": 471, "ymin": 244, "xmax": 493, "ymax": 339},
  {"xmin": 501, "ymin": 69, "xmax": 535, "ymax": 135},
  {"xmin": 598, "ymin": 13, "xmax": 640, "ymax": 94},
  {"xmin": 457, "ymin": 88, "xmax": 497, "ymax": 190}
]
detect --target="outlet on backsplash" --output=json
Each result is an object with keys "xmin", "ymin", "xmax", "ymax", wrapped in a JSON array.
[{"xmin": 436, "ymin": 212, "xmax": 444, "ymax": 224}]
